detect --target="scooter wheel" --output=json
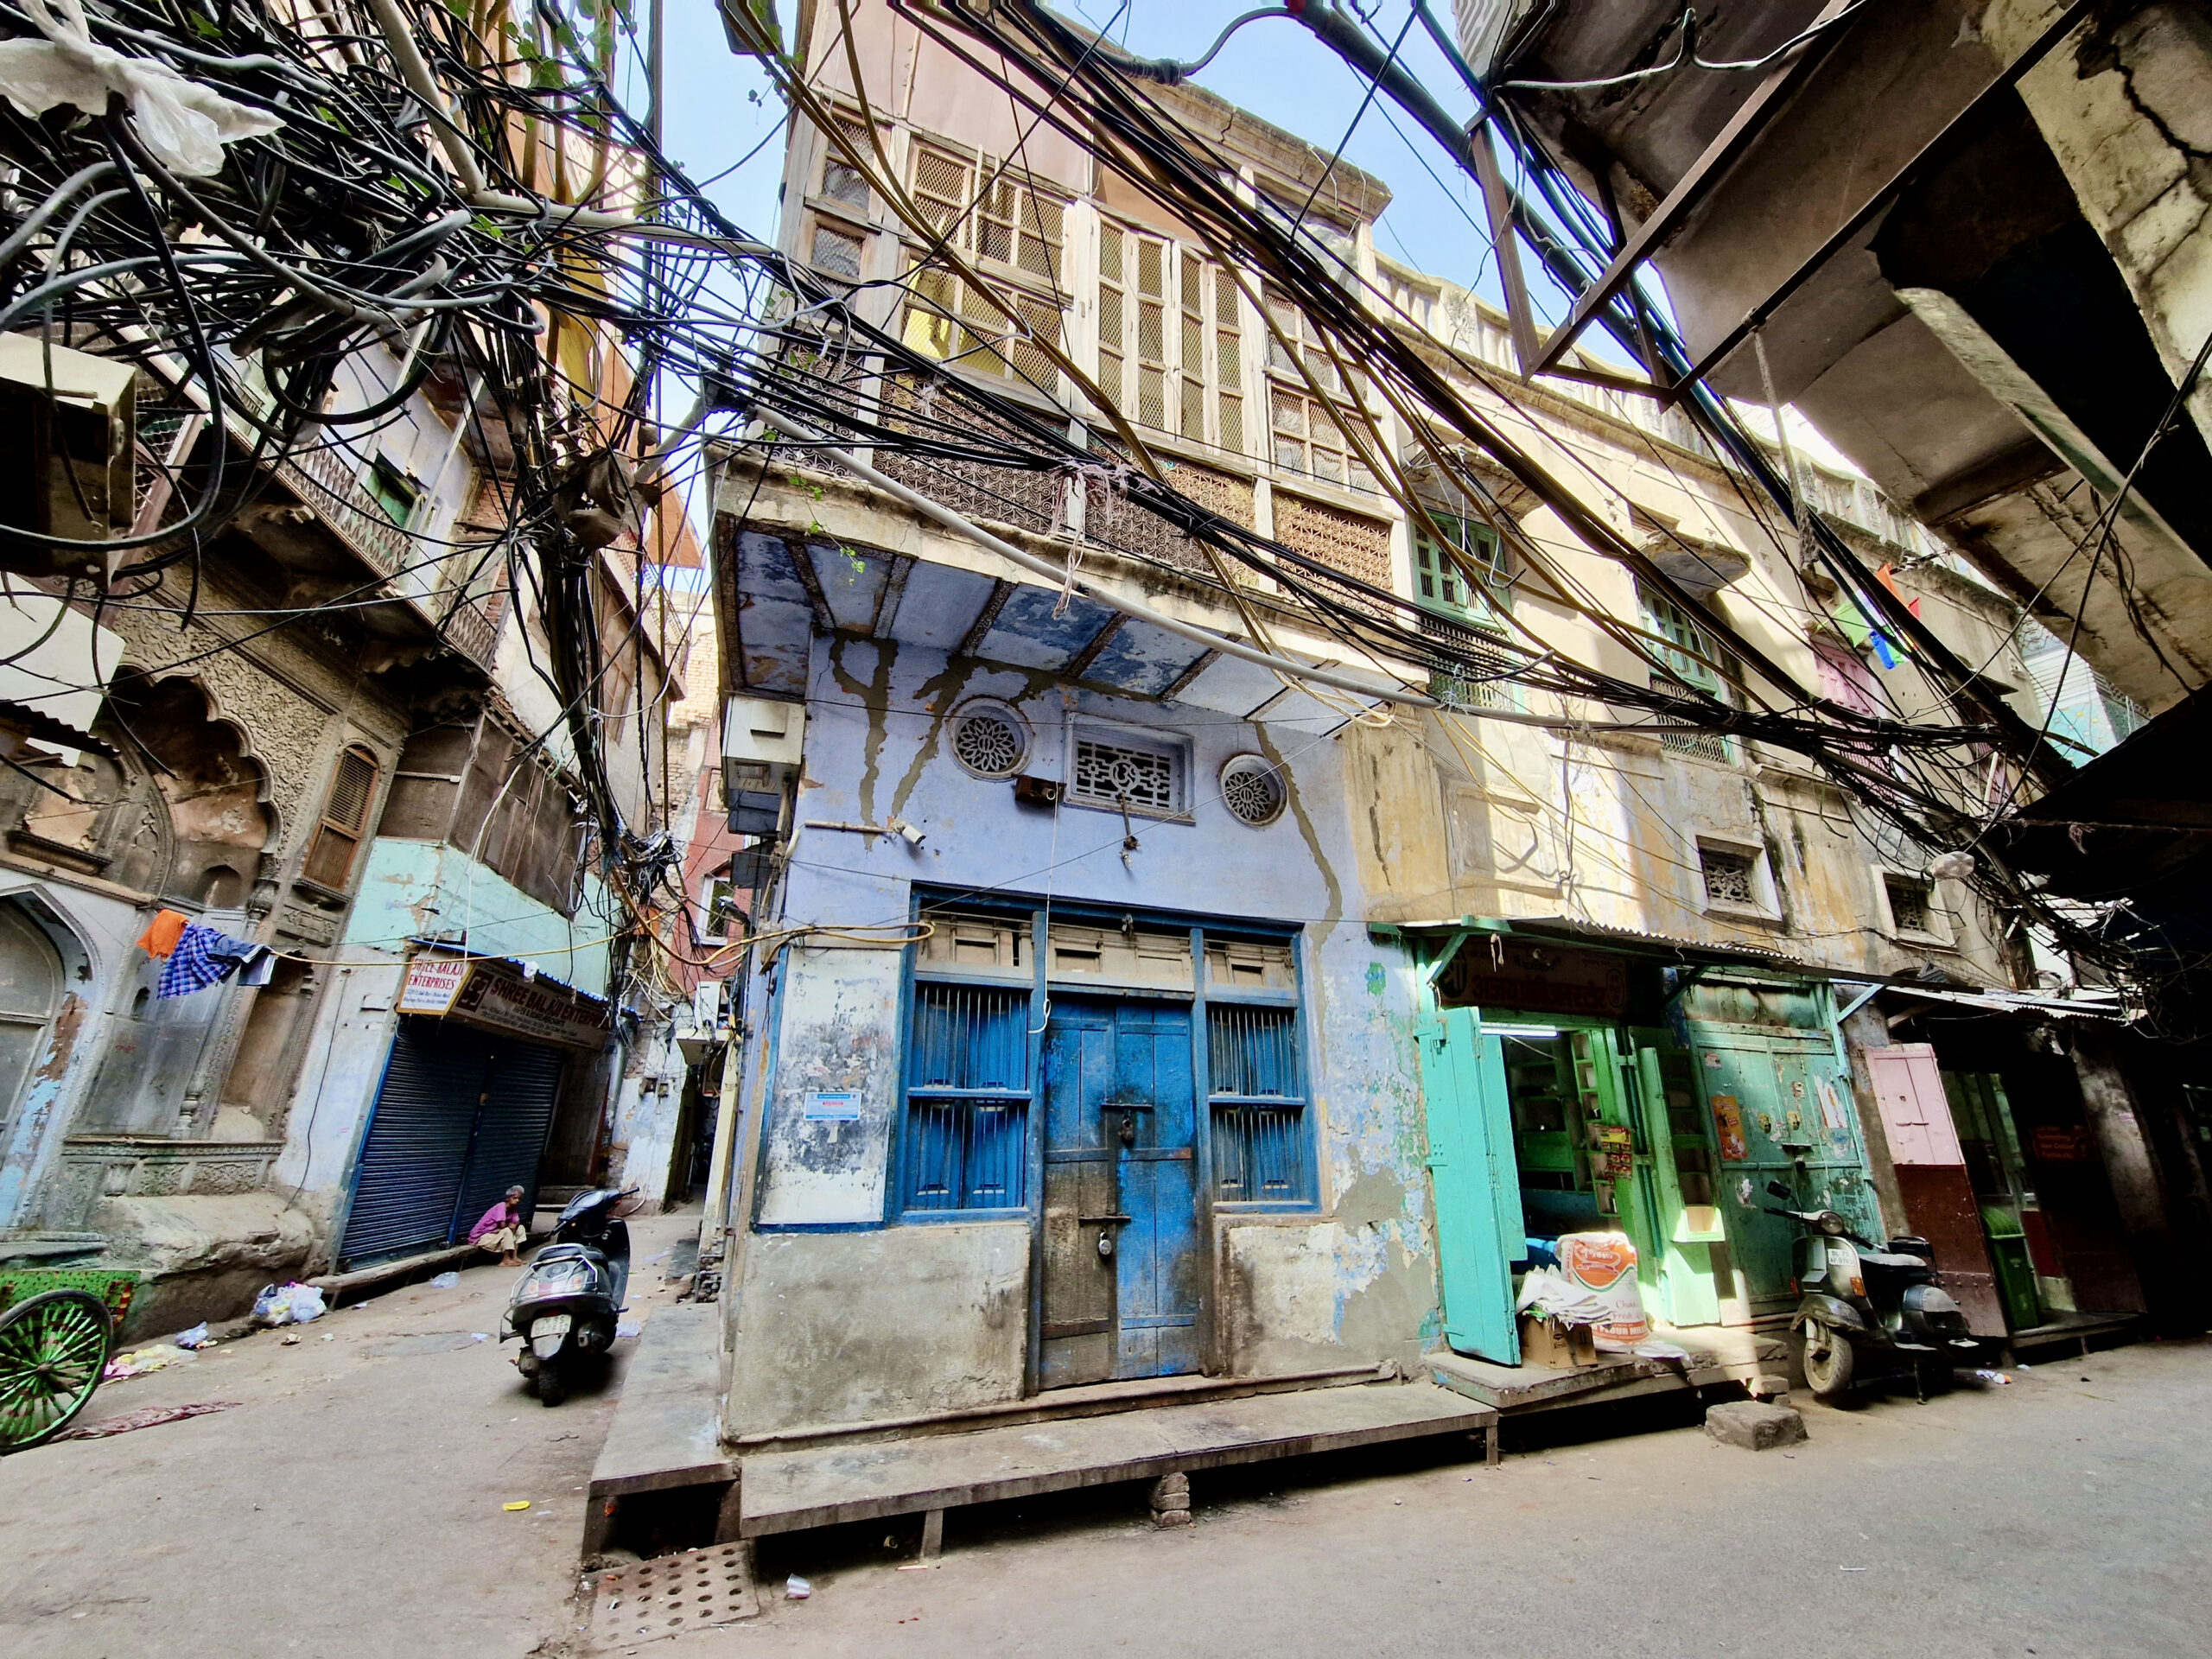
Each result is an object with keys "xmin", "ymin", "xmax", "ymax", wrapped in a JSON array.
[
  {"xmin": 537, "ymin": 1370, "xmax": 567, "ymax": 1408},
  {"xmin": 1801, "ymin": 1322, "xmax": 1855, "ymax": 1401}
]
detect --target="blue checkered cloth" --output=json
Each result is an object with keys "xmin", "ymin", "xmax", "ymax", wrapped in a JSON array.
[{"xmin": 157, "ymin": 924, "xmax": 259, "ymax": 998}]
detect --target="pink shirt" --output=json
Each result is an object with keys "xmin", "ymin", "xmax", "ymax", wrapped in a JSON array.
[{"xmin": 468, "ymin": 1199, "xmax": 520, "ymax": 1243}]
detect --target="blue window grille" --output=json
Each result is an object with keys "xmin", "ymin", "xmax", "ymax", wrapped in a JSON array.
[
  {"xmin": 1208, "ymin": 1002, "xmax": 1312, "ymax": 1203},
  {"xmin": 903, "ymin": 982, "xmax": 1030, "ymax": 1211}
]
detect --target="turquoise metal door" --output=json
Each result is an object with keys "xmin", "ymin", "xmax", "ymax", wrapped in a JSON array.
[
  {"xmin": 1039, "ymin": 997, "xmax": 1202, "ymax": 1386},
  {"xmin": 1421, "ymin": 1007, "xmax": 1524, "ymax": 1363},
  {"xmin": 1698, "ymin": 1033, "xmax": 1872, "ymax": 1318}
]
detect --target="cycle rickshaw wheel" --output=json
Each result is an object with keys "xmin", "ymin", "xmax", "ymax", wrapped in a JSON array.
[{"xmin": 0, "ymin": 1289, "xmax": 113, "ymax": 1452}]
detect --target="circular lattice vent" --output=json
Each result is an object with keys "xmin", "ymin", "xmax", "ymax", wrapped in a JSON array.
[
  {"xmin": 950, "ymin": 703, "xmax": 1029, "ymax": 779},
  {"xmin": 1219, "ymin": 755, "xmax": 1286, "ymax": 826}
]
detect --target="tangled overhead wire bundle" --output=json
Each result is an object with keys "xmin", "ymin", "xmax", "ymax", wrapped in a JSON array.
[
  {"xmin": 0, "ymin": 0, "xmax": 760, "ymax": 992},
  {"xmin": 733, "ymin": 0, "xmax": 2131, "ymax": 978}
]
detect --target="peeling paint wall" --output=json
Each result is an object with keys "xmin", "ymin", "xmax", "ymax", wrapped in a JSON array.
[
  {"xmin": 344, "ymin": 838, "xmax": 613, "ymax": 997},
  {"xmin": 726, "ymin": 1224, "xmax": 1030, "ymax": 1433},
  {"xmin": 731, "ymin": 627, "xmax": 1443, "ymax": 1424}
]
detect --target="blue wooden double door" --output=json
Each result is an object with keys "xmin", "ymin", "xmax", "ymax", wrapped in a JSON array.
[{"xmin": 1040, "ymin": 996, "xmax": 1205, "ymax": 1387}]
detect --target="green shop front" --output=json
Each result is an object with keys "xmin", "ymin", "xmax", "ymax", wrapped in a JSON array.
[{"xmin": 1396, "ymin": 920, "xmax": 1878, "ymax": 1364}]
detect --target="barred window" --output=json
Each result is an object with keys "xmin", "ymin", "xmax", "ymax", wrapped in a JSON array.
[
  {"xmin": 902, "ymin": 982, "xmax": 1030, "ymax": 1212},
  {"xmin": 1208, "ymin": 1001, "xmax": 1312, "ymax": 1203}
]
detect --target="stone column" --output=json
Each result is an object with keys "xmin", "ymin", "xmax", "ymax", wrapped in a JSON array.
[{"xmin": 2068, "ymin": 1025, "xmax": 2201, "ymax": 1331}]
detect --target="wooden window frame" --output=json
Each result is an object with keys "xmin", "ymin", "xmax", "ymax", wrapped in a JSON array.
[
  {"xmin": 899, "ymin": 141, "xmax": 1069, "ymax": 397},
  {"xmin": 303, "ymin": 743, "xmax": 379, "ymax": 891}
]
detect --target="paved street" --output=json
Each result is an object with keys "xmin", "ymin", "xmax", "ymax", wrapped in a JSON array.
[{"xmin": 5, "ymin": 1267, "xmax": 2208, "ymax": 1659}]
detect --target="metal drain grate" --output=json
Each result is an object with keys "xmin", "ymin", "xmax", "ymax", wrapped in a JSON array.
[{"xmin": 589, "ymin": 1541, "xmax": 757, "ymax": 1650}]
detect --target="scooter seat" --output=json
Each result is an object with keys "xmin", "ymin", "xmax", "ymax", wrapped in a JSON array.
[{"xmin": 1859, "ymin": 1249, "xmax": 1933, "ymax": 1269}]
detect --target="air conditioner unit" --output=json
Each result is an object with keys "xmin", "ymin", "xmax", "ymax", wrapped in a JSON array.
[{"xmin": 0, "ymin": 334, "xmax": 137, "ymax": 580}]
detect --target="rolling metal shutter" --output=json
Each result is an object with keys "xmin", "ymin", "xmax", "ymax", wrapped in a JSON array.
[
  {"xmin": 451, "ymin": 1039, "xmax": 565, "ymax": 1243},
  {"xmin": 340, "ymin": 1021, "xmax": 492, "ymax": 1267}
]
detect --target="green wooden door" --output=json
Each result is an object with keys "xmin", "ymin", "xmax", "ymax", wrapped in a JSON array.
[
  {"xmin": 1420, "ymin": 1006, "xmax": 1523, "ymax": 1363},
  {"xmin": 1624, "ymin": 1029, "xmax": 1725, "ymax": 1327},
  {"xmin": 1696, "ymin": 1033, "xmax": 1873, "ymax": 1317}
]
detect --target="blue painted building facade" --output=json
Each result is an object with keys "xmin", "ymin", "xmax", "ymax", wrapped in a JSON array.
[{"xmin": 712, "ymin": 474, "xmax": 1445, "ymax": 1433}]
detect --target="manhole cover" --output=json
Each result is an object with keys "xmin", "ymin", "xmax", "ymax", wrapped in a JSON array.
[{"xmin": 589, "ymin": 1541, "xmax": 757, "ymax": 1650}]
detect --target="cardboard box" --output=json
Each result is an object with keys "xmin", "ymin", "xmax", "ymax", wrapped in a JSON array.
[{"xmin": 1518, "ymin": 1311, "xmax": 1600, "ymax": 1369}]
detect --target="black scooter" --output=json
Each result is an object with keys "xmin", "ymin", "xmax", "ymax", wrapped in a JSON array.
[
  {"xmin": 1764, "ymin": 1180, "xmax": 1980, "ymax": 1402},
  {"xmin": 504, "ymin": 1186, "xmax": 633, "ymax": 1407}
]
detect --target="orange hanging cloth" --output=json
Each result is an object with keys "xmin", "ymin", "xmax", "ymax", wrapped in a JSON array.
[{"xmin": 135, "ymin": 908, "xmax": 190, "ymax": 959}]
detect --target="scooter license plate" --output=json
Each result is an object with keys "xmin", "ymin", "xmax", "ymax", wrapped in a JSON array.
[{"xmin": 531, "ymin": 1313, "xmax": 573, "ymax": 1357}]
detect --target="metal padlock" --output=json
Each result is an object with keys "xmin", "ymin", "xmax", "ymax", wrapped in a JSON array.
[{"xmin": 1097, "ymin": 1230, "xmax": 1115, "ymax": 1257}]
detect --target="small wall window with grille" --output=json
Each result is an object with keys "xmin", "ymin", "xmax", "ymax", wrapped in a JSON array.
[
  {"xmin": 899, "ymin": 143, "xmax": 1067, "ymax": 396},
  {"xmin": 304, "ymin": 744, "xmax": 378, "ymax": 889},
  {"xmin": 901, "ymin": 982, "xmax": 1031, "ymax": 1213},
  {"xmin": 1697, "ymin": 840, "xmax": 1774, "ymax": 918},
  {"xmin": 1880, "ymin": 872, "xmax": 1948, "ymax": 943},
  {"xmin": 1096, "ymin": 226, "xmax": 1247, "ymax": 454},
  {"xmin": 1066, "ymin": 728, "xmax": 1186, "ymax": 818},
  {"xmin": 1208, "ymin": 1001, "xmax": 1313, "ymax": 1204}
]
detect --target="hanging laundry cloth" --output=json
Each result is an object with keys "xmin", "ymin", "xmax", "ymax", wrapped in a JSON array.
[
  {"xmin": 156, "ymin": 923, "xmax": 262, "ymax": 998},
  {"xmin": 134, "ymin": 907, "xmax": 190, "ymax": 959}
]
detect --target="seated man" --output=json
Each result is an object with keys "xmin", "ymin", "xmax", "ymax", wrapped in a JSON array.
[{"xmin": 469, "ymin": 1185, "xmax": 530, "ymax": 1267}]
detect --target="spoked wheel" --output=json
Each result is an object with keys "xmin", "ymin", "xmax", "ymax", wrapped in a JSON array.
[
  {"xmin": 0, "ymin": 1290, "xmax": 114, "ymax": 1452},
  {"xmin": 1801, "ymin": 1320, "xmax": 1856, "ymax": 1402}
]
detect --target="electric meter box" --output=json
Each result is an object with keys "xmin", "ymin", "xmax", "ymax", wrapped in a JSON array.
[
  {"xmin": 0, "ymin": 334, "xmax": 138, "ymax": 580},
  {"xmin": 721, "ymin": 695, "xmax": 806, "ymax": 796}
]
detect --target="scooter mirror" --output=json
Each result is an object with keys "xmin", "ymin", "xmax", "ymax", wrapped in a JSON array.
[{"xmin": 1765, "ymin": 1179, "xmax": 1794, "ymax": 1199}]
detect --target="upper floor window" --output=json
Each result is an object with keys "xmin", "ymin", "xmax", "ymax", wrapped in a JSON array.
[
  {"xmin": 818, "ymin": 114, "xmax": 873, "ymax": 211},
  {"xmin": 304, "ymin": 745, "xmax": 378, "ymax": 889},
  {"xmin": 701, "ymin": 875, "xmax": 740, "ymax": 943},
  {"xmin": 1096, "ymin": 226, "xmax": 1246, "ymax": 454},
  {"xmin": 1640, "ymin": 582, "xmax": 1738, "ymax": 763},
  {"xmin": 1263, "ymin": 284, "xmax": 1373, "ymax": 493},
  {"xmin": 901, "ymin": 143, "xmax": 1068, "ymax": 395},
  {"xmin": 1412, "ymin": 512, "xmax": 1510, "ymax": 632}
]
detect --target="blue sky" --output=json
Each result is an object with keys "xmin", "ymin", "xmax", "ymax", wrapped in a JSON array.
[{"xmin": 645, "ymin": 0, "xmax": 1594, "ymax": 334}]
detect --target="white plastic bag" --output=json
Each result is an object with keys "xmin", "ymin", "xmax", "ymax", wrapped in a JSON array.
[
  {"xmin": 0, "ymin": 0, "xmax": 283, "ymax": 178},
  {"xmin": 251, "ymin": 1281, "xmax": 326, "ymax": 1326}
]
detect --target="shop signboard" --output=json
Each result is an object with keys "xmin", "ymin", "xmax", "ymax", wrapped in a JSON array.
[
  {"xmin": 449, "ymin": 959, "xmax": 613, "ymax": 1049},
  {"xmin": 400, "ymin": 953, "xmax": 612, "ymax": 1049},
  {"xmin": 398, "ymin": 955, "xmax": 470, "ymax": 1014}
]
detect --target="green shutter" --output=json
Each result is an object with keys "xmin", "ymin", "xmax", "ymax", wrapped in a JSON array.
[{"xmin": 1420, "ymin": 1006, "xmax": 1523, "ymax": 1363}]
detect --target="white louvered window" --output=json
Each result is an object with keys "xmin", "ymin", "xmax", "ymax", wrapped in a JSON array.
[
  {"xmin": 1263, "ymin": 284, "xmax": 1373, "ymax": 493},
  {"xmin": 900, "ymin": 142, "xmax": 1067, "ymax": 397},
  {"xmin": 1096, "ymin": 225, "xmax": 1249, "ymax": 454}
]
